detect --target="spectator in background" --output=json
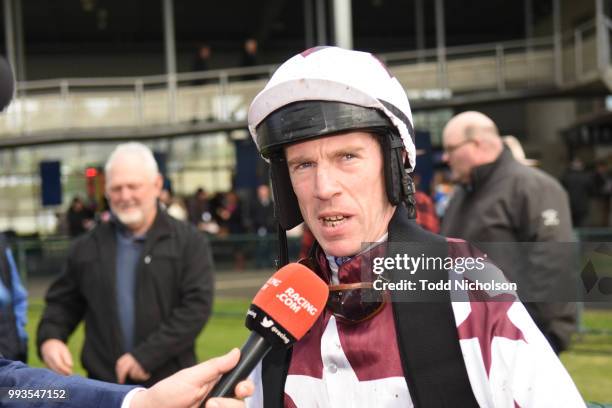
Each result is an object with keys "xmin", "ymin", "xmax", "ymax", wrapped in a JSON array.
[
  {"xmin": 593, "ymin": 159, "xmax": 612, "ymax": 226},
  {"xmin": 206, "ymin": 192, "xmax": 226, "ymax": 232},
  {"xmin": 191, "ymin": 43, "xmax": 213, "ymax": 86},
  {"xmin": 249, "ymin": 184, "xmax": 275, "ymax": 236},
  {"xmin": 561, "ymin": 157, "xmax": 593, "ymax": 227},
  {"xmin": 502, "ymin": 135, "xmax": 539, "ymax": 167},
  {"xmin": 187, "ymin": 187, "xmax": 211, "ymax": 228},
  {"xmin": 412, "ymin": 173, "xmax": 440, "ymax": 233},
  {"xmin": 217, "ymin": 191, "xmax": 245, "ymax": 236},
  {"xmin": 217, "ymin": 191, "xmax": 246, "ymax": 270},
  {"xmin": 0, "ymin": 232, "xmax": 28, "ymax": 363},
  {"xmin": 432, "ymin": 170, "xmax": 454, "ymax": 220},
  {"xmin": 240, "ymin": 38, "xmax": 261, "ymax": 81},
  {"xmin": 37, "ymin": 142, "xmax": 214, "ymax": 386},
  {"xmin": 66, "ymin": 196, "xmax": 94, "ymax": 238},
  {"xmin": 160, "ymin": 187, "xmax": 188, "ymax": 222},
  {"xmin": 248, "ymin": 184, "xmax": 276, "ymax": 268},
  {"xmin": 440, "ymin": 111, "xmax": 576, "ymax": 354}
]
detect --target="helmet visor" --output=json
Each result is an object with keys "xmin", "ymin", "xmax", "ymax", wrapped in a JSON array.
[{"xmin": 256, "ymin": 101, "xmax": 392, "ymax": 158}]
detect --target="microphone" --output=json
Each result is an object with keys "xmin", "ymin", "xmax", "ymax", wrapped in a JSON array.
[{"xmin": 203, "ymin": 262, "xmax": 329, "ymax": 402}]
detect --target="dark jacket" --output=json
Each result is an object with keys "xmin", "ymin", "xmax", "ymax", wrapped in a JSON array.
[
  {"xmin": 441, "ymin": 147, "xmax": 576, "ymax": 352},
  {"xmin": 37, "ymin": 210, "xmax": 214, "ymax": 386},
  {"xmin": 249, "ymin": 199, "xmax": 275, "ymax": 234},
  {"xmin": 561, "ymin": 167, "xmax": 593, "ymax": 227}
]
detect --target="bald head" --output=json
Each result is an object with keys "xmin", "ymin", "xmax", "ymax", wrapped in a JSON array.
[{"xmin": 442, "ymin": 111, "xmax": 504, "ymax": 183}]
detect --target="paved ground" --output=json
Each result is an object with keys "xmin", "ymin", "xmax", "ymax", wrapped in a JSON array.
[{"xmin": 26, "ymin": 269, "xmax": 274, "ymax": 300}]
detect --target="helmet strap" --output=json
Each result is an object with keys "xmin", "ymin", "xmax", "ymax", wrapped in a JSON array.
[
  {"xmin": 403, "ymin": 171, "xmax": 417, "ymax": 219},
  {"xmin": 276, "ymin": 224, "xmax": 289, "ymax": 269},
  {"xmin": 382, "ymin": 131, "xmax": 417, "ymax": 219}
]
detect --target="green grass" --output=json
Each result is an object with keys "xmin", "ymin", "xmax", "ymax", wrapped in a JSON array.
[
  {"xmin": 26, "ymin": 298, "xmax": 251, "ymax": 374},
  {"xmin": 25, "ymin": 299, "xmax": 612, "ymax": 403},
  {"xmin": 561, "ymin": 310, "xmax": 612, "ymax": 403}
]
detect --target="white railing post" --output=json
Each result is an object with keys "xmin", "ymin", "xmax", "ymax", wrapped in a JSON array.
[
  {"xmin": 596, "ymin": 0, "xmax": 610, "ymax": 71},
  {"xmin": 219, "ymin": 71, "xmax": 229, "ymax": 121},
  {"xmin": 495, "ymin": 44, "xmax": 506, "ymax": 93},
  {"xmin": 575, "ymin": 28, "xmax": 583, "ymax": 81},
  {"xmin": 434, "ymin": 0, "xmax": 447, "ymax": 90},
  {"xmin": 415, "ymin": 0, "xmax": 426, "ymax": 63},
  {"xmin": 60, "ymin": 80, "xmax": 70, "ymax": 128},
  {"xmin": 134, "ymin": 79, "xmax": 144, "ymax": 126},
  {"xmin": 163, "ymin": 0, "xmax": 177, "ymax": 123},
  {"xmin": 333, "ymin": 0, "xmax": 353, "ymax": 49},
  {"xmin": 552, "ymin": 0, "xmax": 563, "ymax": 86},
  {"xmin": 167, "ymin": 73, "xmax": 177, "ymax": 123}
]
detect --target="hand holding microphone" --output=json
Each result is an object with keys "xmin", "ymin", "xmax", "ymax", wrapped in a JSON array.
[{"xmin": 202, "ymin": 262, "xmax": 328, "ymax": 403}]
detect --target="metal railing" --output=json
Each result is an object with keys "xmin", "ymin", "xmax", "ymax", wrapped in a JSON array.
[
  {"xmin": 2, "ymin": 65, "xmax": 274, "ymax": 136},
  {"xmin": 13, "ymin": 232, "xmax": 303, "ymax": 277},
  {"xmin": 0, "ymin": 18, "xmax": 606, "ymax": 139},
  {"xmin": 562, "ymin": 20, "xmax": 599, "ymax": 83}
]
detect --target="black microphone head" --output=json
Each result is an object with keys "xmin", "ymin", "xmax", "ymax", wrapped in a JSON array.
[{"xmin": 0, "ymin": 56, "xmax": 15, "ymax": 112}]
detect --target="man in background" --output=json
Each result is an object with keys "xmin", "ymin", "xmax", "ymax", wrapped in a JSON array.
[
  {"xmin": 248, "ymin": 184, "xmax": 276, "ymax": 268},
  {"xmin": 440, "ymin": 111, "xmax": 576, "ymax": 354},
  {"xmin": 38, "ymin": 142, "xmax": 214, "ymax": 385},
  {"xmin": 0, "ymin": 50, "xmax": 246, "ymax": 408}
]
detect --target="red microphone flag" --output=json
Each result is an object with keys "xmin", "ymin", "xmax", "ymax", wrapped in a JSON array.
[{"xmin": 251, "ymin": 263, "xmax": 328, "ymax": 341}]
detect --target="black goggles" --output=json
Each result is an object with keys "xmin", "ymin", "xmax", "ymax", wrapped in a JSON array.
[
  {"xmin": 327, "ymin": 282, "xmax": 390, "ymax": 324},
  {"xmin": 298, "ymin": 256, "xmax": 390, "ymax": 325}
]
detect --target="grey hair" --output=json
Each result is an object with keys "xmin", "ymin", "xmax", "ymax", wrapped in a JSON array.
[{"xmin": 105, "ymin": 142, "xmax": 159, "ymax": 181}]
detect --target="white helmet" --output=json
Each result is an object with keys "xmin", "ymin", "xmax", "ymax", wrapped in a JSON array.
[
  {"xmin": 248, "ymin": 46, "xmax": 416, "ymax": 169},
  {"xmin": 248, "ymin": 46, "xmax": 417, "ymax": 232}
]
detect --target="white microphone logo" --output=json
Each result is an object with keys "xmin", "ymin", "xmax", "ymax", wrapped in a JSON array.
[{"xmin": 261, "ymin": 317, "xmax": 274, "ymax": 328}]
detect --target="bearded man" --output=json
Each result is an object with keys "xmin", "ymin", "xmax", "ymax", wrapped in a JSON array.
[{"xmin": 37, "ymin": 142, "xmax": 214, "ymax": 386}]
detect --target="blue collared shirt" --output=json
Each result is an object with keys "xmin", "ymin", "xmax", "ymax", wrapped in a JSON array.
[{"xmin": 115, "ymin": 229, "xmax": 145, "ymax": 352}]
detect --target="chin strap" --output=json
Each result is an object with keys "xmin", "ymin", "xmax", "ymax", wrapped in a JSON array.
[
  {"xmin": 276, "ymin": 224, "xmax": 289, "ymax": 269},
  {"xmin": 402, "ymin": 170, "xmax": 417, "ymax": 219},
  {"xmin": 390, "ymin": 134, "xmax": 417, "ymax": 219}
]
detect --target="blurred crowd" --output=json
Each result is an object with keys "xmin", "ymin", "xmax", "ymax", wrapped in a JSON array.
[
  {"xmin": 55, "ymin": 142, "xmax": 612, "ymax": 272},
  {"xmin": 190, "ymin": 37, "xmax": 263, "ymax": 84},
  {"xmin": 57, "ymin": 183, "xmax": 276, "ymax": 270},
  {"xmin": 60, "ymin": 184, "xmax": 275, "ymax": 237}
]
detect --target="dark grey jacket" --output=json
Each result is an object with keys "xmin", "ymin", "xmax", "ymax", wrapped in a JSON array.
[
  {"xmin": 441, "ymin": 147, "xmax": 576, "ymax": 351},
  {"xmin": 37, "ymin": 210, "xmax": 214, "ymax": 385}
]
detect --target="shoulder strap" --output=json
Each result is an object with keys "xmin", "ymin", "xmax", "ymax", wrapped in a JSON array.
[
  {"xmin": 261, "ymin": 347, "xmax": 291, "ymax": 408},
  {"xmin": 388, "ymin": 205, "xmax": 479, "ymax": 408}
]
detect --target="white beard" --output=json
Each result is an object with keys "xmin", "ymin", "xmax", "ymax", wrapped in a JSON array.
[{"xmin": 115, "ymin": 208, "xmax": 144, "ymax": 227}]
